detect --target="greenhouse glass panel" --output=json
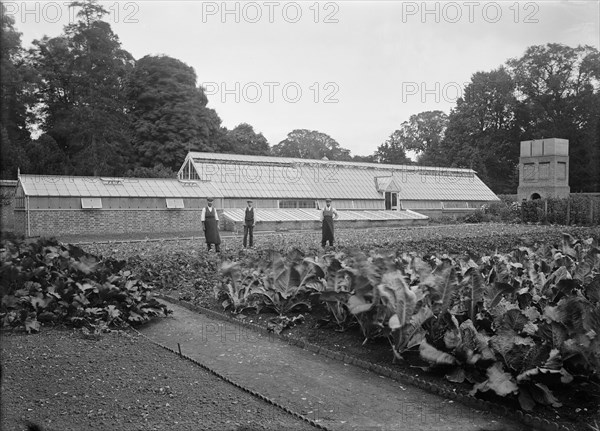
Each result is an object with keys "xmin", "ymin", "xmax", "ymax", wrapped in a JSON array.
[
  {"xmin": 298, "ymin": 200, "xmax": 316, "ymax": 209},
  {"xmin": 443, "ymin": 201, "xmax": 468, "ymax": 209}
]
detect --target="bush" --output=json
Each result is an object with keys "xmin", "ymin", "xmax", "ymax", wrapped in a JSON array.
[
  {"xmin": 521, "ymin": 200, "xmax": 544, "ymax": 223},
  {"xmin": 431, "ymin": 215, "xmax": 461, "ymax": 225},
  {"xmin": 486, "ymin": 200, "xmax": 520, "ymax": 222},
  {"xmin": 463, "ymin": 210, "xmax": 490, "ymax": 223},
  {"xmin": 462, "ymin": 199, "xmax": 521, "ymax": 224},
  {"xmin": 546, "ymin": 198, "xmax": 568, "ymax": 225}
]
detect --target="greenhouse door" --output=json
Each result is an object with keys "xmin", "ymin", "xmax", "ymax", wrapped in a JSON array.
[{"xmin": 384, "ymin": 192, "xmax": 398, "ymax": 210}]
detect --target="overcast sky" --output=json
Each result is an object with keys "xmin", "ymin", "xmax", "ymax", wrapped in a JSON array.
[{"xmin": 7, "ymin": 0, "xmax": 600, "ymax": 157}]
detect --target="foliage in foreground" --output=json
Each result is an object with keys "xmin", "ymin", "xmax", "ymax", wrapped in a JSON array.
[
  {"xmin": 81, "ymin": 224, "xmax": 600, "ymax": 414},
  {"xmin": 217, "ymin": 233, "xmax": 600, "ymax": 412},
  {"xmin": 0, "ymin": 238, "xmax": 170, "ymax": 333}
]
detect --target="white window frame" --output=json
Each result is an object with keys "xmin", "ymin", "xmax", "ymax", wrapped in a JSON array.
[
  {"xmin": 166, "ymin": 198, "xmax": 185, "ymax": 209},
  {"xmin": 81, "ymin": 197, "xmax": 102, "ymax": 209}
]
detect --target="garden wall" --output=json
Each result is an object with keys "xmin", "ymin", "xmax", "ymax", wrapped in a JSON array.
[{"xmin": 520, "ymin": 194, "xmax": 600, "ymax": 225}]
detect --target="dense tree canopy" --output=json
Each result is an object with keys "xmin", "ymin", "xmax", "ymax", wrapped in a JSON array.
[
  {"xmin": 127, "ymin": 55, "xmax": 221, "ymax": 171},
  {"xmin": 400, "ymin": 111, "xmax": 448, "ymax": 159},
  {"xmin": 125, "ymin": 163, "xmax": 176, "ymax": 178},
  {"xmin": 375, "ymin": 111, "xmax": 448, "ymax": 165},
  {"xmin": 28, "ymin": 0, "xmax": 134, "ymax": 176},
  {"xmin": 507, "ymin": 44, "xmax": 600, "ymax": 192},
  {"xmin": 217, "ymin": 123, "xmax": 270, "ymax": 156},
  {"xmin": 0, "ymin": 6, "xmax": 34, "ymax": 178},
  {"xmin": 24, "ymin": 134, "xmax": 66, "ymax": 175},
  {"xmin": 352, "ymin": 154, "xmax": 376, "ymax": 163},
  {"xmin": 373, "ymin": 131, "xmax": 411, "ymax": 165},
  {"xmin": 438, "ymin": 68, "xmax": 521, "ymax": 193},
  {"xmin": 272, "ymin": 129, "xmax": 351, "ymax": 160}
]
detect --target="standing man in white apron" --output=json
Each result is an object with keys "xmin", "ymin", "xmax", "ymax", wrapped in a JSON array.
[{"xmin": 201, "ymin": 197, "xmax": 221, "ymax": 252}]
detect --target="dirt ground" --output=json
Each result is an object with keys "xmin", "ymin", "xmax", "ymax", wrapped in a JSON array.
[{"xmin": 0, "ymin": 328, "xmax": 316, "ymax": 431}]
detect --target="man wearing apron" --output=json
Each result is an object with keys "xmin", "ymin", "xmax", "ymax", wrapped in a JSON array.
[
  {"xmin": 243, "ymin": 199, "xmax": 255, "ymax": 248},
  {"xmin": 320, "ymin": 198, "xmax": 339, "ymax": 247},
  {"xmin": 201, "ymin": 197, "xmax": 221, "ymax": 252}
]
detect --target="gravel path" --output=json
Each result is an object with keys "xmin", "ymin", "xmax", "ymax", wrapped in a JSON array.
[
  {"xmin": 139, "ymin": 300, "xmax": 529, "ymax": 431},
  {"xmin": 0, "ymin": 329, "xmax": 317, "ymax": 431}
]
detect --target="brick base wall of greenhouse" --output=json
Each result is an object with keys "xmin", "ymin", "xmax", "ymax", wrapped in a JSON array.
[
  {"xmin": 15, "ymin": 210, "xmax": 203, "ymax": 237},
  {"xmin": 14, "ymin": 209, "xmax": 430, "ymax": 238}
]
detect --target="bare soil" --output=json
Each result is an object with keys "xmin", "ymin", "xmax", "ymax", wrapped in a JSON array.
[{"xmin": 0, "ymin": 328, "xmax": 316, "ymax": 431}]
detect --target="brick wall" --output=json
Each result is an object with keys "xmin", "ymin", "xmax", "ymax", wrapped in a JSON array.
[
  {"xmin": 19, "ymin": 209, "xmax": 207, "ymax": 237},
  {"xmin": 17, "ymin": 208, "xmax": 429, "ymax": 237}
]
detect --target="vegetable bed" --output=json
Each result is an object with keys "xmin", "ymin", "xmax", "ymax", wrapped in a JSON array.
[{"xmin": 4, "ymin": 223, "xmax": 600, "ymax": 430}]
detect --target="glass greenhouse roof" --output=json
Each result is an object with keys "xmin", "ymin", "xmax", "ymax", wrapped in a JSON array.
[
  {"xmin": 18, "ymin": 153, "xmax": 499, "ymax": 203},
  {"xmin": 222, "ymin": 209, "xmax": 428, "ymax": 223},
  {"xmin": 391, "ymin": 172, "xmax": 498, "ymax": 201},
  {"xmin": 187, "ymin": 152, "xmax": 475, "ymax": 174},
  {"xmin": 19, "ymin": 175, "xmax": 222, "ymax": 198},
  {"xmin": 184, "ymin": 153, "xmax": 499, "ymax": 202}
]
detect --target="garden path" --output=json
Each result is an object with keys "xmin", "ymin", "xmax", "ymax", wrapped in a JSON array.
[{"xmin": 139, "ymin": 300, "xmax": 529, "ymax": 431}]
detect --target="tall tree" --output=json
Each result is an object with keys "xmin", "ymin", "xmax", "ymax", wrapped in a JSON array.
[
  {"xmin": 507, "ymin": 43, "xmax": 600, "ymax": 192},
  {"xmin": 28, "ymin": 0, "xmax": 134, "ymax": 176},
  {"xmin": 0, "ymin": 6, "xmax": 34, "ymax": 178},
  {"xmin": 272, "ymin": 129, "xmax": 351, "ymax": 160},
  {"xmin": 222, "ymin": 123, "xmax": 270, "ymax": 155},
  {"xmin": 127, "ymin": 55, "xmax": 222, "ymax": 171},
  {"xmin": 24, "ymin": 134, "xmax": 67, "ymax": 175},
  {"xmin": 436, "ymin": 45, "xmax": 599, "ymax": 193},
  {"xmin": 373, "ymin": 131, "xmax": 411, "ymax": 165},
  {"xmin": 438, "ymin": 67, "xmax": 521, "ymax": 193},
  {"xmin": 379, "ymin": 111, "xmax": 448, "ymax": 165}
]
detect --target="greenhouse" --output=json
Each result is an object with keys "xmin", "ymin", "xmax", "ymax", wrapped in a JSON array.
[
  {"xmin": 179, "ymin": 152, "xmax": 499, "ymax": 226},
  {"xmin": 12, "ymin": 152, "xmax": 499, "ymax": 237},
  {"xmin": 14, "ymin": 174, "xmax": 221, "ymax": 237}
]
